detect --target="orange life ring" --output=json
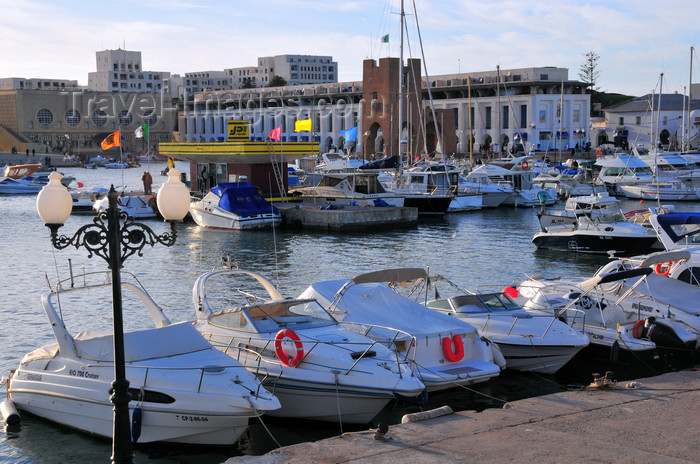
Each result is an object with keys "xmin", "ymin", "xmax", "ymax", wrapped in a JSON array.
[
  {"xmin": 274, "ymin": 329, "xmax": 304, "ymax": 367},
  {"xmin": 654, "ymin": 261, "xmax": 675, "ymax": 277},
  {"xmin": 632, "ymin": 320, "xmax": 645, "ymax": 339},
  {"xmin": 442, "ymin": 334, "xmax": 464, "ymax": 362},
  {"xmin": 521, "ymin": 160, "xmax": 529, "ymax": 170}
]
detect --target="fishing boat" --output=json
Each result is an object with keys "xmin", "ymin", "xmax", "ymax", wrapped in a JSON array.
[
  {"xmin": 594, "ymin": 154, "xmax": 655, "ymax": 195},
  {"xmin": 189, "ymin": 182, "xmax": 281, "ymax": 230},
  {"xmin": 532, "ymin": 192, "xmax": 658, "ymax": 254},
  {"xmin": 192, "ymin": 269, "xmax": 426, "ymax": 423},
  {"xmin": 299, "ymin": 268, "xmax": 504, "ymax": 392},
  {"xmin": 6, "ymin": 271, "xmax": 280, "ymax": 445},
  {"xmin": 424, "ymin": 279, "xmax": 589, "ymax": 374}
]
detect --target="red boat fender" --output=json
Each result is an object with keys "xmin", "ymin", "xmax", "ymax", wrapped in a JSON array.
[{"xmin": 442, "ymin": 334, "xmax": 464, "ymax": 362}]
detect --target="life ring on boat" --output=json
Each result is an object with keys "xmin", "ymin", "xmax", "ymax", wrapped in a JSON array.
[
  {"xmin": 654, "ymin": 261, "xmax": 675, "ymax": 277},
  {"xmin": 521, "ymin": 160, "xmax": 529, "ymax": 170},
  {"xmin": 633, "ymin": 320, "xmax": 646, "ymax": 339},
  {"xmin": 442, "ymin": 334, "xmax": 464, "ymax": 362},
  {"xmin": 274, "ymin": 329, "xmax": 304, "ymax": 367}
]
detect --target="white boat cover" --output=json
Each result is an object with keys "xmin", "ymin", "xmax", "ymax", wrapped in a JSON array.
[
  {"xmin": 73, "ymin": 322, "xmax": 213, "ymax": 363},
  {"xmin": 614, "ymin": 273, "xmax": 700, "ymax": 316},
  {"xmin": 299, "ymin": 280, "xmax": 479, "ymax": 336}
]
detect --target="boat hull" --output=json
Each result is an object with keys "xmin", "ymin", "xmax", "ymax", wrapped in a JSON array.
[
  {"xmin": 190, "ymin": 204, "xmax": 281, "ymax": 230},
  {"xmin": 532, "ymin": 232, "xmax": 658, "ymax": 254},
  {"xmin": 495, "ymin": 343, "xmax": 582, "ymax": 374},
  {"xmin": 401, "ymin": 195, "xmax": 452, "ymax": 216},
  {"xmin": 8, "ymin": 368, "xmax": 256, "ymax": 445}
]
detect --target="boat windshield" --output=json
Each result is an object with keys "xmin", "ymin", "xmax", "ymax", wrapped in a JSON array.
[
  {"xmin": 246, "ymin": 299, "xmax": 337, "ymax": 332},
  {"xmin": 442, "ymin": 292, "xmax": 521, "ymax": 314}
]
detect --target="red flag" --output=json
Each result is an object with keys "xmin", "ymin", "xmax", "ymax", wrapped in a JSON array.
[
  {"xmin": 101, "ymin": 130, "xmax": 121, "ymax": 150},
  {"xmin": 269, "ymin": 126, "xmax": 282, "ymax": 142}
]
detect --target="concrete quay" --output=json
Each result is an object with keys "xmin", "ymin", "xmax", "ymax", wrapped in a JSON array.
[
  {"xmin": 227, "ymin": 367, "xmax": 700, "ymax": 464},
  {"xmin": 280, "ymin": 202, "xmax": 419, "ymax": 231}
]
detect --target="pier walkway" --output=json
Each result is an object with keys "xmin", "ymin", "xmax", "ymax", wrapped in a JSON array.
[{"xmin": 227, "ymin": 367, "xmax": 700, "ymax": 463}]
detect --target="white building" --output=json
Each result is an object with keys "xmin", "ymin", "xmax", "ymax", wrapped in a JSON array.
[
  {"xmin": 87, "ymin": 49, "xmax": 169, "ymax": 93},
  {"xmin": 178, "ymin": 64, "xmax": 590, "ymax": 157},
  {"xmin": 0, "ymin": 78, "xmax": 81, "ymax": 91},
  {"xmin": 601, "ymin": 93, "xmax": 700, "ymax": 150}
]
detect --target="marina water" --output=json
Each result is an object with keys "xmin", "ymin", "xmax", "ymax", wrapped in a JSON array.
[{"xmin": 1, "ymin": 162, "xmax": 697, "ymax": 462}]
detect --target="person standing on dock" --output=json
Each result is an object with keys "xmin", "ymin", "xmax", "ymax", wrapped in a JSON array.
[{"xmin": 142, "ymin": 171, "xmax": 153, "ymax": 195}]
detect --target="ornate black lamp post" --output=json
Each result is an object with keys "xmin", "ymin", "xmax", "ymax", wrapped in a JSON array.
[{"xmin": 36, "ymin": 169, "xmax": 190, "ymax": 464}]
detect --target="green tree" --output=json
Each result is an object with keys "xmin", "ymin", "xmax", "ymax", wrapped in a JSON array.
[
  {"xmin": 241, "ymin": 77, "xmax": 255, "ymax": 89},
  {"xmin": 578, "ymin": 51, "xmax": 601, "ymax": 92},
  {"xmin": 267, "ymin": 75, "xmax": 287, "ymax": 87}
]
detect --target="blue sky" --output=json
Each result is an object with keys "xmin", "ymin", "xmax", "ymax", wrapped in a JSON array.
[{"xmin": 1, "ymin": 0, "xmax": 697, "ymax": 97}]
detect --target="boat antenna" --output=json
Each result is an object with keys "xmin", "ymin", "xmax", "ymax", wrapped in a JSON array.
[{"xmin": 269, "ymin": 173, "xmax": 280, "ymax": 287}]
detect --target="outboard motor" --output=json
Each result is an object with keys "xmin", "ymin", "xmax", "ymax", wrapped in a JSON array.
[{"xmin": 636, "ymin": 317, "xmax": 692, "ymax": 350}]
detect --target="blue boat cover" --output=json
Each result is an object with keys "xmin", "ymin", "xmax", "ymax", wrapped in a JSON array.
[
  {"xmin": 655, "ymin": 212, "xmax": 700, "ymax": 243},
  {"xmin": 211, "ymin": 182, "xmax": 279, "ymax": 218}
]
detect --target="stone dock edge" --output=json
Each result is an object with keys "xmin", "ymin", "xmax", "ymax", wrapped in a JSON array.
[{"xmin": 226, "ymin": 366, "xmax": 700, "ymax": 463}]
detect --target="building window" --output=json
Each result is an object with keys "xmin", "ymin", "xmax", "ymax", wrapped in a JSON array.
[
  {"xmin": 485, "ymin": 107, "xmax": 492, "ymax": 130},
  {"xmin": 92, "ymin": 110, "xmax": 107, "ymax": 127},
  {"xmin": 663, "ymin": 116, "xmax": 668, "ymax": 126},
  {"xmin": 65, "ymin": 109, "xmax": 81, "ymax": 126},
  {"xmin": 539, "ymin": 110, "xmax": 546, "ymax": 123},
  {"xmin": 144, "ymin": 110, "xmax": 157, "ymax": 126},
  {"xmin": 37, "ymin": 108, "xmax": 53, "ymax": 126},
  {"xmin": 520, "ymin": 105, "xmax": 527, "ymax": 128},
  {"xmin": 573, "ymin": 109, "xmax": 580, "ymax": 123},
  {"xmin": 636, "ymin": 116, "xmax": 642, "ymax": 125},
  {"xmin": 502, "ymin": 106, "xmax": 509, "ymax": 129},
  {"xmin": 619, "ymin": 117, "xmax": 624, "ymax": 125},
  {"xmin": 118, "ymin": 110, "xmax": 133, "ymax": 126}
]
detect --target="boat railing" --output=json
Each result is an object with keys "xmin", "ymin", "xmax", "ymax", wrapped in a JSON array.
[
  {"xmin": 211, "ymin": 332, "xmax": 414, "ymax": 378},
  {"xmin": 83, "ymin": 362, "xmax": 271, "ymax": 398},
  {"xmin": 337, "ymin": 321, "xmax": 418, "ymax": 370}
]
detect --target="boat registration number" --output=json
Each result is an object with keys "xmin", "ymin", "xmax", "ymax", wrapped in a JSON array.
[{"xmin": 175, "ymin": 415, "xmax": 209, "ymax": 422}]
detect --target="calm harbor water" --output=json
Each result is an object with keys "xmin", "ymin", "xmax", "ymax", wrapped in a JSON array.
[{"xmin": 1, "ymin": 162, "xmax": 697, "ymax": 462}]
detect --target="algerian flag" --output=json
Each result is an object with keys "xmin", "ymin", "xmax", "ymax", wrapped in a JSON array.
[
  {"xmin": 381, "ymin": 34, "xmax": 389, "ymax": 43},
  {"xmin": 135, "ymin": 124, "xmax": 149, "ymax": 139}
]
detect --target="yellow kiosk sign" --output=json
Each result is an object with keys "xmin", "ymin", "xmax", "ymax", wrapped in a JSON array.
[{"xmin": 227, "ymin": 120, "xmax": 250, "ymax": 141}]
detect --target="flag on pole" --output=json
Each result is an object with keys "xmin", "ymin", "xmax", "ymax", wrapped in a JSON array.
[
  {"xmin": 167, "ymin": 157, "xmax": 174, "ymax": 169},
  {"xmin": 101, "ymin": 130, "xmax": 120, "ymax": 150},
  {"xmin": 339, "ymin": 126, "xmax": 358, "ymax": 142},
  {"xmin": 294, "ymin": 119, "xmax": 312, "ymax": 132},
  {"xmin": 381, "ymin": 34, "xmax": 389, "ymax": 43},
  {"xmin": 135, "ymin": 124, "xmax": 149, "ymax": 139},
  {"xmin": 269, "ymin": 126, "xmax": 282, "ymax": 141}
]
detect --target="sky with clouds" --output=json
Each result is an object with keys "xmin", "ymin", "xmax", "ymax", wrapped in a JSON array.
[{"xmin": 1, "ymin": 0, "xmax": 697, "ymax": 97}]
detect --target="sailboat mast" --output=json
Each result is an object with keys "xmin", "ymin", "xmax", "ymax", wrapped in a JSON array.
[
  {"xmin": 496, "ymin": 65, "xmax": 500, "ymax": 158},
  {"xmin": 398, "ymin": 0, "xmax": 405, "ymax": 168},
  {"xmin": 687, "ymin": 46, "xmax": 694, "ymax": 152}
]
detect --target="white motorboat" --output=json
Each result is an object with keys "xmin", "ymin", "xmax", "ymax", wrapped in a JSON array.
[
  {"xmin": 70, "ymin": 188, "xmax": 108, "ymax": 215},
  {"xmin": 465, "ymin": 164, "xmax": 556, "ymax": 207},
  {"xmin": 316, "ymin": 151, "xmax": 367, "ymax": 172},
  {"xmin": 594, "ymin": 154, "xmax": 655, "ymax": 195},
  {"xmin": 459, "ymin": 166, "xmax": 514, "ymax": 208},
  {"xmin": 6, "ymin": 271, "xmax": 280, "ymax": 445},
  {"xmin": 0, "ymin": 176, "xmax": 43, "ymax": 194},
  {"xmin": 299, "ymin": 268, "xmax": 503, "ymax": 392},
  {"xmin": 618, "ymin": 180, "xmax": 700, "ymax": 201},
  {"xmin": 189, "ymin": 182, "xmax": 281, "ymax": 230},
  {"xmin": 94, "ymin": 194, "xmax": 156, "ymax": 218},
  {"xmin": 3, "ymin": 164, "xmax": 75, "ymax": 187},
  {"xmin": 192, "ymin": 269, "xmax": 426, "ymax": 423},
  {"xmin": 532, "ymin": 192, "xmax": 658, "ymax": 254},
  {"xmin": 289, "ymin": 172, "xmax": 404, "ymax": 208},
  {"xmin": 519, "ymin": 267, "xmax": 699, "ymax": 354},
  {"xmin": 397, "ymin": 165, "xmax": 482, "ymax": 213},
  {"xmin": 424, "ymin": 282, "xmax": 589, "ymax": 374}
]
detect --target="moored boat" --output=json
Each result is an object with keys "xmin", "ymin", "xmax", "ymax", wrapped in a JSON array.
[{"xmin": 189, "ymin": 182, "xmax": 281, "ymax": 230}]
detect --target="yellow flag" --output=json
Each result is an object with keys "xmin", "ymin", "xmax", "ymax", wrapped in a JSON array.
[
  {"xmin": 168, "ymin": 157, "xmax": 175, "ymax": 169},
  {"xmin": 294, "ymin": 119, "xmax": 312, "ymax": 132}
]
